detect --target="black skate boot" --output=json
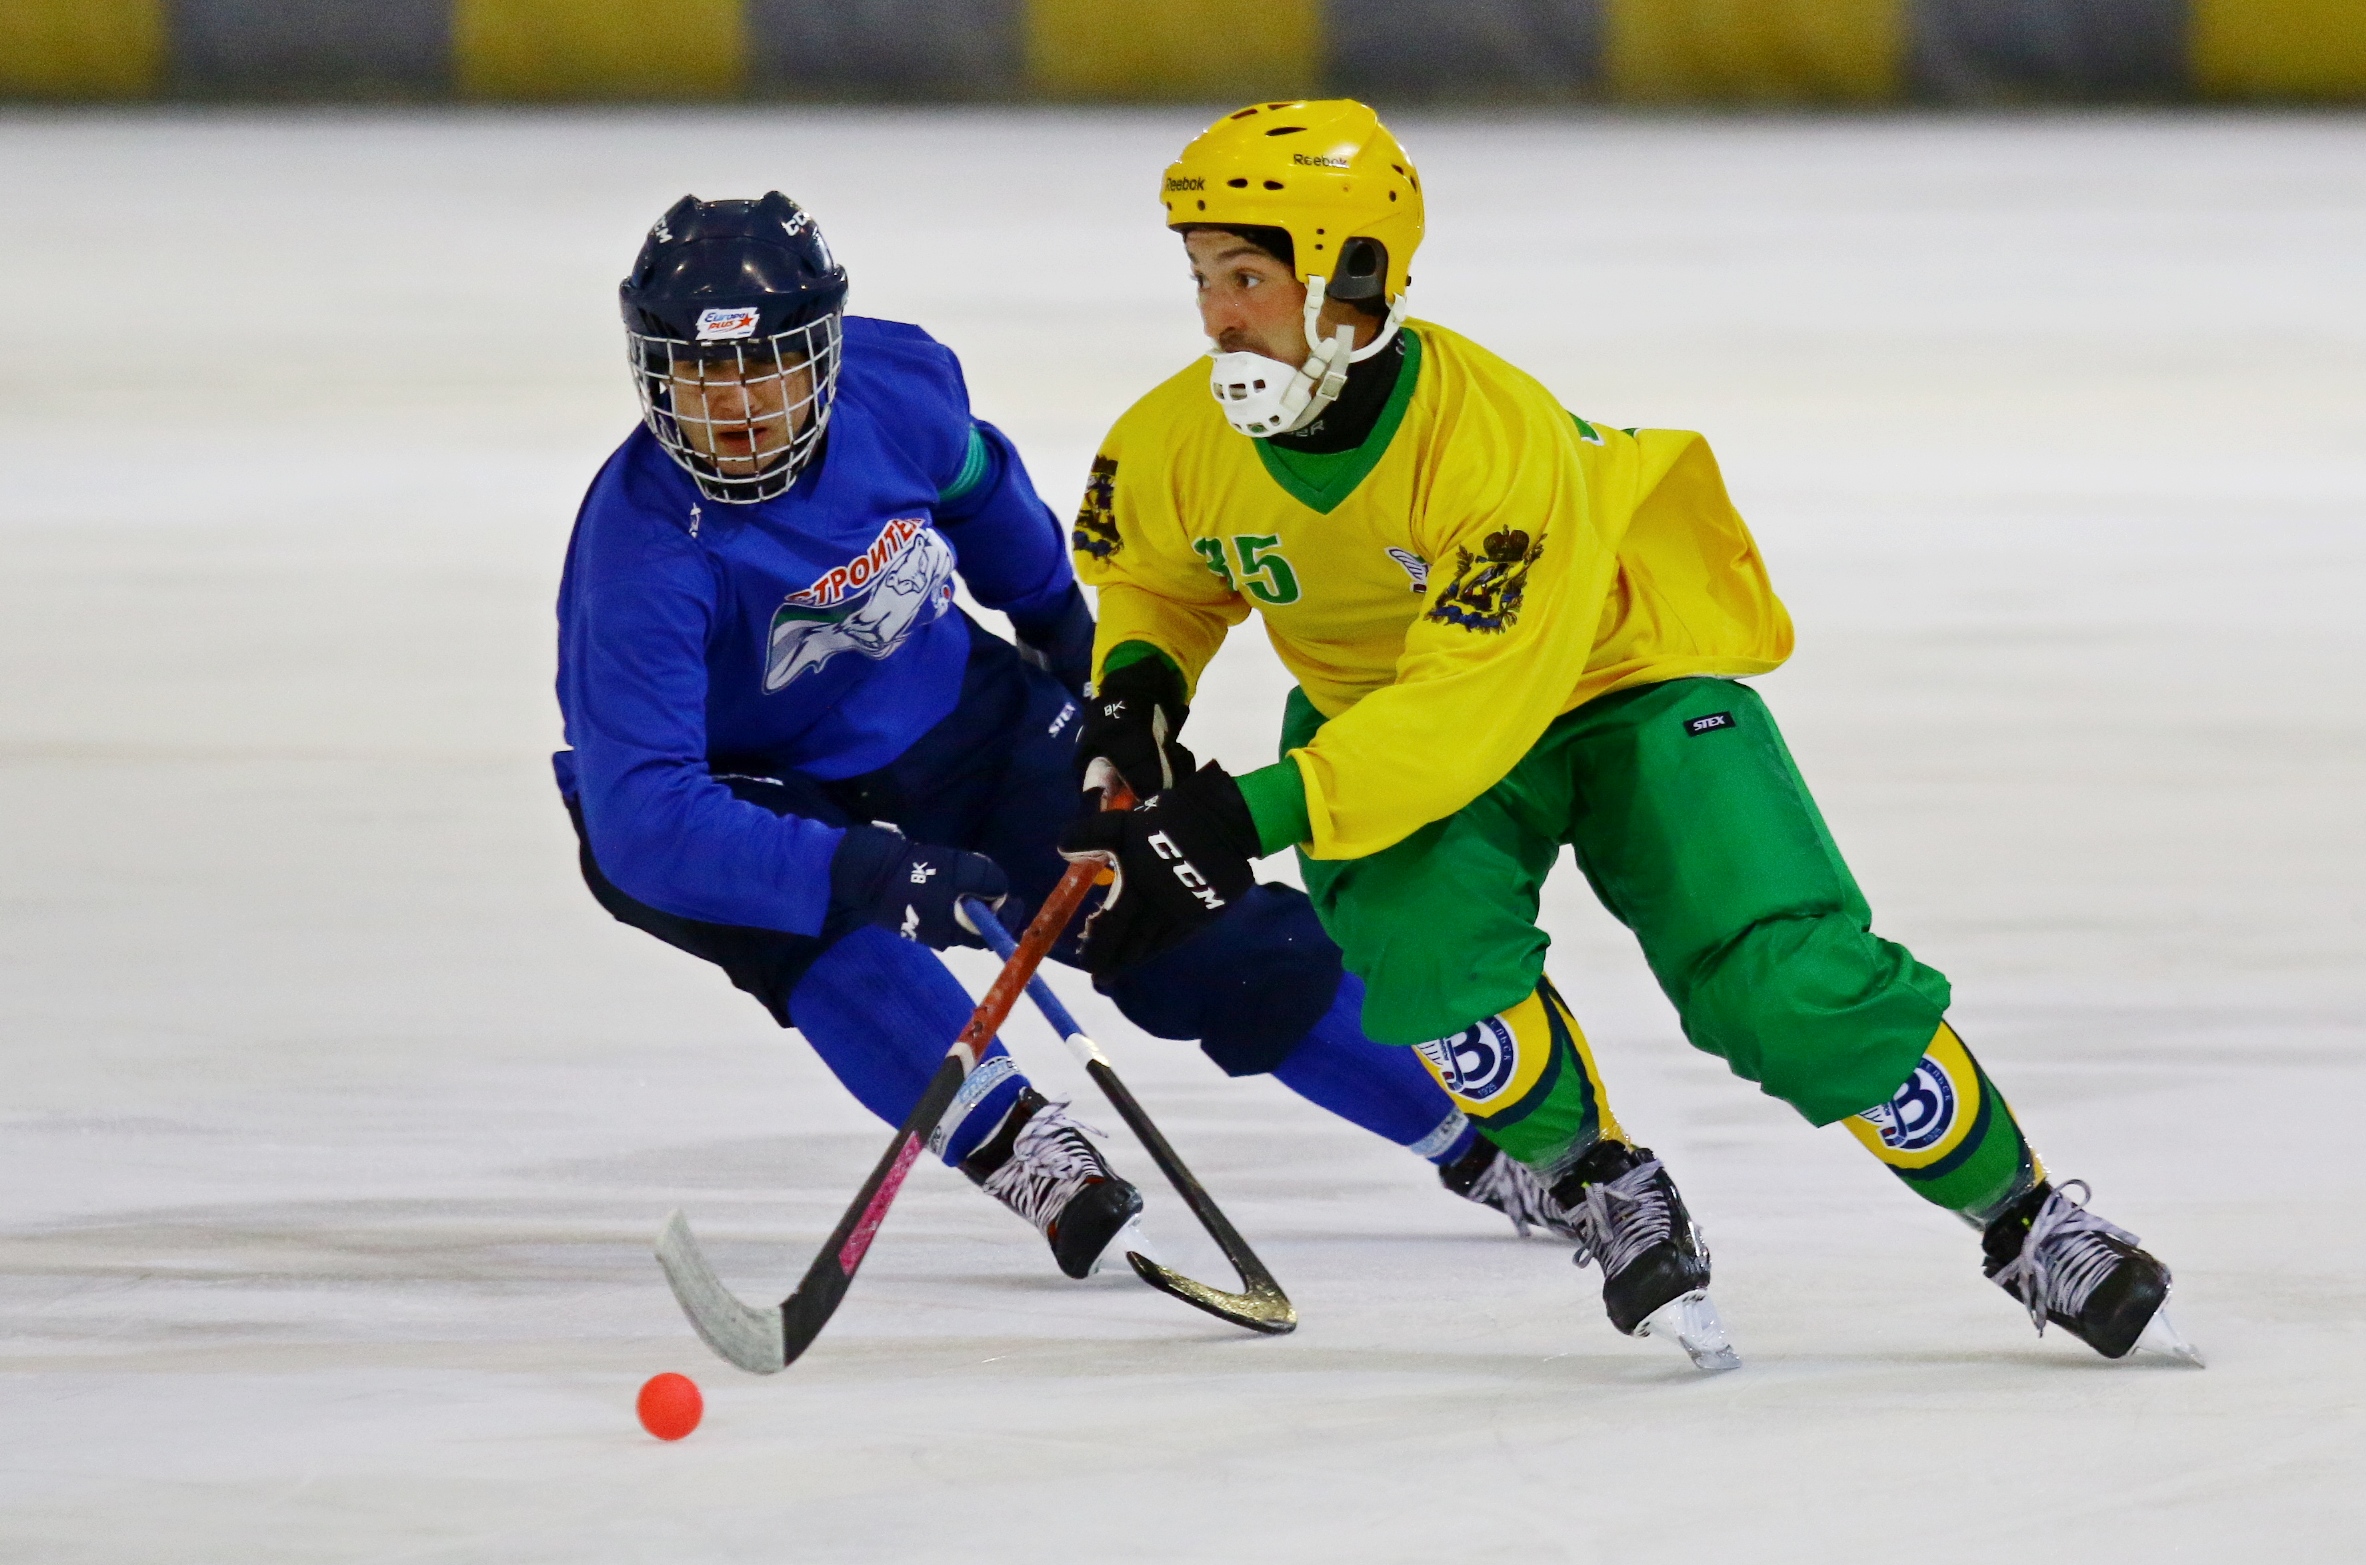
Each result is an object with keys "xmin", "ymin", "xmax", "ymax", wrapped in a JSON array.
[
  {"xmin": 961, "ymin": 1088, "xmax": 1145, "ymax": 1280},
  {"xmin": 1982, "ymin": 1180, "xmax": 2200, "ymax": 1364},
  {"xmin": 1438, "ymin": 1139, "xmax": 1583, "ymax": 1241},
  {"xmin": 1552, "ymin": 1140, "xmax": 1738, "ymax": 1371}
]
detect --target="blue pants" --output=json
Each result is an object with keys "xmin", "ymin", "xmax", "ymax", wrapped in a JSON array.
[{"xmin": 568, "ymin": 617, "xmax": 1469, "ymax": 1167}]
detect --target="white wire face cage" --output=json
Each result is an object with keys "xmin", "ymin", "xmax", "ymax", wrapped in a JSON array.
[{"xmin": 628, "ymin": 311, "xmax": 843, "ymax": 505}]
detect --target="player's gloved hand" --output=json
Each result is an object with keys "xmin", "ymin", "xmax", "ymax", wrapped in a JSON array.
[
  {"xmin": 1075, "ymin": 651, "xmax": 1196, "ymax": 799},
  {"xmin": 1009, "ymin": 583, "xmax": 1096, "ymax": 700},
  {"xmin": 1057, "ymin": 761, "xmax": 1257, "ymax": 975},
  {"xmin": 829, "ymin": 826, "xmax": 1026, "ymax": 950}
]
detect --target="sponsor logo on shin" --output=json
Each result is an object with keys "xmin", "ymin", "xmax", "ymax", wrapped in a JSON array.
[
  {"xmin": 1858, "ymin": 1055, "xmax": 1959, "ymax": 1153},
  {"xmin": 1416, "ymin": 1016, "xmax": 1519, "ymax": 1106}
]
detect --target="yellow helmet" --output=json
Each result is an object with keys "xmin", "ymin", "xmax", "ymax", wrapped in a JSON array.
[{"xmin": 1161, "ymin": 99, "xmax": 1424, "ymax": 305}]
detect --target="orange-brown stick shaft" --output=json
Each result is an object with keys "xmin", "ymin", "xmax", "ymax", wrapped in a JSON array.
[{"xmin": 950, "ymin": 782, "xmax": 1133, "ymax": 1060}]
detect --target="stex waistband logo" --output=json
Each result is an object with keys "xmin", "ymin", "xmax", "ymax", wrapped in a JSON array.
[{"xmin": 1686, "ymin": 712, "xmax": 1735, "ymax": 736}]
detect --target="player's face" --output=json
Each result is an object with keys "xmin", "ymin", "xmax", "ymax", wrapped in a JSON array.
[
  {"xmin": 1186, "ymin": 231, "xmax": 1309, "ymax": 366},
  {"xmin": 1185, "ymin": 229, "xmax": 1381, "ymax": 368},
  {"xmin": 666, "ymin": 347, "xmax": 816, "ymax": 476}
]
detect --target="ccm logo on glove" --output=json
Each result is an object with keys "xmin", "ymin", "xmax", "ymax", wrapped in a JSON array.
[
  {"xmin": 1057, "ymin": 761, "xmax": 1259, "ymax": 974},
  {"xmin": 1146, "ymin": 829, "xmax": 1228, "ymax": 910}
]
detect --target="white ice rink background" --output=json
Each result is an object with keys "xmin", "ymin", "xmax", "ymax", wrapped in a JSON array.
[{"xmin": 1, "ymin": 108, "xmax": 2361, "ymax": 1560}]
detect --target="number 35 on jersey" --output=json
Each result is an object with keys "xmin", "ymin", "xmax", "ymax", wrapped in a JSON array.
[{"xmin": 1192, "ymin": 534, "xmax": 1301, "ymax": 605}]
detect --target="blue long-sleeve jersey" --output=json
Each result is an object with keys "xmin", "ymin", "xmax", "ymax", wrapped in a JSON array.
[{"xmin": 554, "ymin": 315, "xmax": 1075, "ymax": 935}]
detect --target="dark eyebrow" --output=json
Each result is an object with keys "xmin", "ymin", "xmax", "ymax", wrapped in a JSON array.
[{"xmin": 1189, "ymin": 238, "xmax": 1275, "ymax": 268}]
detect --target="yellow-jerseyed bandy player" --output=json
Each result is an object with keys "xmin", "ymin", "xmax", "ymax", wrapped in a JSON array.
[{"xmin": 1057, "ymin": 99, "xmax": 2198, "ymax": 1369}]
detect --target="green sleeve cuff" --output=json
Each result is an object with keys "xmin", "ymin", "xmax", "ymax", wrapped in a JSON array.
[
  {"xmin": 1099, "ymin": 639, "xmax": 1178, "ymax": 681},
  {"xmin": 1236, "ymin": 758, "xmax": 1312, "ymax": 858},
  {"xmin": 937, "ymin": 425, "xmax": 992, "ymax": 507}
]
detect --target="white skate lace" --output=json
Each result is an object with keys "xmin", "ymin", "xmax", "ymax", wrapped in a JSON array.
[
  {"xmin": 1991, "ymin": 1180, "xmax": 2140, "ymax": 1335},
  {"xmin": 1467, "ymin": 1151, "xmax": 1588, "ymax": 1249},
  {"xmin": 1571, "ymin": 1158, "xmax": 1676, "ymax": 1279},
  {"xmin": 979, "ymin": 1101, "xmax": 1111, "ymax": 1236}
]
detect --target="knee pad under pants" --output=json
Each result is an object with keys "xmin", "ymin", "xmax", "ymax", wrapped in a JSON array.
[
  {"xmin": 1676, "ymin": 911, "xmax": 1950, "ymax": 1127},
  {"xmin": 1095, "ymin": 883, "xmax": 1345, "ymax": 1077}
]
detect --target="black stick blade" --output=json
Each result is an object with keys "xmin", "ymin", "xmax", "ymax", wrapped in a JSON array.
[{"xmin": 1126, "ymin": 1250, "xmax": 1298, "ymax": 1335}]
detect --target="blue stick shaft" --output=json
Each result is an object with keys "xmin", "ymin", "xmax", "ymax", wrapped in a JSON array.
[{"xmin": 963, "ymin": 897, "xmax": 1097, "ymax": 1058}]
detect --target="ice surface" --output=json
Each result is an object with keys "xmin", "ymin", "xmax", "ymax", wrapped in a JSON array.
[{"xmin": 1, "ymin": 107, "xmax": 2362, "ymax": 1561}]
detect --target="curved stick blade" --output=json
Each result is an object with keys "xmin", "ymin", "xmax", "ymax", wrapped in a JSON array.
[
  {"xmin": 1126, "ymin": 1251, "xmax": 1298, "ymax": 1335},
  {"xmin": 656, "ymin": 1210, "xmax": 788, "ymax": 1375},
  {"xmin": 961, "ymin": 894, "xmax": 1300, "ymax": 1339}
]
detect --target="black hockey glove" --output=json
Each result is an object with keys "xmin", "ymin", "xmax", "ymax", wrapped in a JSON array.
[
  {"xmin": 829, "ymin": 826, "xmax": 1026, "ymax": 951},
  {"xmin": 1075, "ymin": 652, "xmax": 1196, "ymax": 799},
  {"xmin": 1056, "ymin": 761, "xmax": 1258, "ymax": 976},
  {"xmin": 1009, "ymin": 583, "xmax": 1095, "ymax": 700}
]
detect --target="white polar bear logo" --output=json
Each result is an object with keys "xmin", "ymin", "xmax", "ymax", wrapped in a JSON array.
[{"xmin": 765, "ymin": 518, "xmax": 956, "ymax": 692}]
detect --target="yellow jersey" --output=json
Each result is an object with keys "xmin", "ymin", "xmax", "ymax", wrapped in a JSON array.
[{"xmin": 1073, "ymin": 320, "xmax": 1793, "ymax": 861}]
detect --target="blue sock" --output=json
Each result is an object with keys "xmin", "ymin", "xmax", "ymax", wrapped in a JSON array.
[
  {"xmin": 1271, "ymin": 973, "xmax": 1477, "ymax": 1165},
  {"xmin": 787, "ymin": 926, "xmax": 1028, "ymax": 1167}
]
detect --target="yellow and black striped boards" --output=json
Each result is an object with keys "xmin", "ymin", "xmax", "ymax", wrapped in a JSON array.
[{"xmin": 1, "ymin": 0, "xmax": 2360, "ymax": 102}]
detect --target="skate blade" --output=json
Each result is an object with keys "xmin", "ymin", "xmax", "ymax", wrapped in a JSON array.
[
  {"xmin": 2132, "ymin": 1304, "xmax": 2204, "ymax": 1367},
  {"xmin": 1636, "ymin": 1289, "xmax": 1741, "ymax": 1372},
  {"xmin": 1086, "ymin": 1213, "xmax": 1159, "ymax": 1278}
]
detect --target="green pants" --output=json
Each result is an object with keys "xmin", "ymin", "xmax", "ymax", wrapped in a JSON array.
[{"xmin": 1285, "ymin": 677, "xmax": 1949, "ymax": 1128}]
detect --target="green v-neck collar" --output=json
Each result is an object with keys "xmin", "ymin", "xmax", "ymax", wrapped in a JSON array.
[{"xmin": 1252, "ymin": 328, "xmax": 1423, "ymax": 516}]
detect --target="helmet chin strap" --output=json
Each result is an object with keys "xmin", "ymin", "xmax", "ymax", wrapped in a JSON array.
[{"xmin": 1206, "ymin": 274, "xmax": 1410, "ymax": 440}]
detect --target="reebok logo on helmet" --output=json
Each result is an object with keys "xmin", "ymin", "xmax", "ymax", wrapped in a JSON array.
[
  {"xmin": 1290, "ymin": 153, "xmax": 1351, "ymax": 169},
  {"xmin": 1165, "ymin": 177, "xmax": 1205, "ymax": 192}
]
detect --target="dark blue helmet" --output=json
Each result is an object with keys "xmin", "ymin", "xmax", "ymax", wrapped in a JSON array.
[{"xmin": 620, "ymin": 192, "xmax": 850, "ymax": 504}]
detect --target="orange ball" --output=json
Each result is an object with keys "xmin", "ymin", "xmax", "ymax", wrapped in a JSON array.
[{"xmin": 637, "ymin": 1372, "xmax": 703, "ymax": 1441}]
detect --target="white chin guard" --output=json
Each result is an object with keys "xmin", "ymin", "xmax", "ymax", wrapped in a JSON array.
[{"xmin": 1208, "ymin": 276, "xmax": 1407, "ymax": 439}]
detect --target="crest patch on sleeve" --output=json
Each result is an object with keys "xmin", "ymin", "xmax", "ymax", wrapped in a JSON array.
[
  {"xmin": 1425, "ymin": 528, "xmax": 1545, "ymax": 634},
  {"xmin": 1072, "ymin": 455, "xmax": 1122, "ymax": 561}
]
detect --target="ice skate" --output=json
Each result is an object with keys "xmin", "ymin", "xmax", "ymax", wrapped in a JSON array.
[
  {"xmin": 1553, "ymin": 1141, "xmax": 1739, "ymax": 1371},
  {"xmin": 962, "ymin": 1088, "xmax": 1145, "ymax": 1280},
  {"xmin": 1438, "ymin": 1138, "xmax": 1583, "ymax": 1241},
  {"xmin": 1982, "ymin": 1180, "xmax": 2200, "ymax": 1365}
]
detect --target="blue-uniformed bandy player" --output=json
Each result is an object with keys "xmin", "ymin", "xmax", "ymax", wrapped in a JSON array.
[{"xmin": 553, "ymin": 192, "xmax": 1580, "ymax": 1280}]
